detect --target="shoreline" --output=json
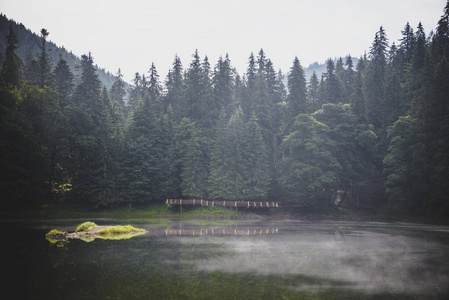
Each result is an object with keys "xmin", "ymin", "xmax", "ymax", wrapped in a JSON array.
[{"xmin": 2, "ymin": 204, "xmax": 447, "ymax": 225}]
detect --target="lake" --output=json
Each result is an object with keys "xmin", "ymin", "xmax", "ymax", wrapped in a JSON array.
[{"xmin": 4, "ymin": 218, "xmax": 449, "ymax": 299}]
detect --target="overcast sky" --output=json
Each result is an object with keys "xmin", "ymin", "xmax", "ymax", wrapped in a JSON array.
[{"xmin": 1, "ymin": 0, "xmax": 447, "ymax": 83}]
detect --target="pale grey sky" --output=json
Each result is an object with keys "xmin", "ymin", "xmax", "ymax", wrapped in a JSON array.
[{"xmin": 1, "ymin": 0, "xmax": 447, "ymax": 83}]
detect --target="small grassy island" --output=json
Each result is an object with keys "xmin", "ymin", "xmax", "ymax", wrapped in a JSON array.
[{"xmin": 45, "ymin": 221, "xmax": 146, "ymax": 244}]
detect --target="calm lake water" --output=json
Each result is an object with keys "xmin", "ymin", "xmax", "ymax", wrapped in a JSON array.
[{"xmin": 3, "ymin": 218, "xmax": 449, "ymax": 299}]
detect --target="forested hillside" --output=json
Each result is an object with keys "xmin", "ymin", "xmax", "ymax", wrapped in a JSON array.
[
  {"xmin": 0, "ymin": 14, "xmax": 122, "ymax": 90},
  {"xmin": 1, "ymin": 2, "xmax": 448, "ymax": 218}
]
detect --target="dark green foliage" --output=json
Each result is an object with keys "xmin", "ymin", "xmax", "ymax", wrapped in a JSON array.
[
  {"xmin": 365, "ymin": 26, "xmax": 388, "ymax": 129},
  {"xmin": 0, "ymin": 14, "xmax": 124, "ymax": 90},
  {"xmin": 165, "ymin": 55, "xmax": 184, "ymax": 121},
  {"xmin": 280, "ymin": 114, "xmax": 340, "ymax": 205},
  {"xmin": 322, "ymin": 58, "xmax": 344, "ymax": 104},
  {"xmin": 177, "ymin": 118, "xmax": 209, "ymax": 198},
  {"xmin": 307, "ymin": 71, "xmax": 321, "ymax": 112},
  {"xmin": 242, "ymin": 112, "xmax": 270, "ymax": 200},
  {"xmin": 208, "ymin": 108, "xmax": 270, "ymax": 201},
  {"xmin": 350, "ymin": 68, "xmax": 367, "ymax": 123},
  {"xmin": 123, "ymin": 86, "xmax": 164, "ymax": 203},
  {"xmin": 110, "ymin": 69, "xmax": 126, "ymax": 117},
  {"xmin": 287, "ymin": 57, "xmax": 308, "ymax": 118},
  {"xmin": 2, "ymin": 2, "xmax": 449, "ymax": 219},
  {"xmin": 313, "ymin": 103, "xmax": 377, "ymax": 206},
  {"xmin": 1, "ymin": 23, "xmax": 22, "ymax": 88},
  {"xmin": 36, "ymin": 28, "xmax": 53, "ymax": 88},
  {"xmin": 53, "ymin": 57, "xmax": 74, "ymax": 107}
]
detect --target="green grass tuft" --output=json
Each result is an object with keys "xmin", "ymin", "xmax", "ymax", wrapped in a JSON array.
[
  {"xmin": 76, "ymin": 221, "xmax": 97, "ymax": 232},
  {"xmin": 45, "ymin": 229, "xmax": 64, "ymax": 236},
  {"xmin": 96, "ymin": 225, "xmax": 145, "ymax": 234}
]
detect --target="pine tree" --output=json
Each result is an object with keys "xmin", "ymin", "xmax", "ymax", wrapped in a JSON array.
[
  {"xmin": 36, "ymin": 28, "xmax": 53, "ymax": 88},
  {"xmin": 208, "ymin": 107, "xmax": 266, "ymax": 200},
  {"xmin": 225, "ymin": 107, "xmax": 246, "ymax": 199},
  {"xmin": 185, "ymin": 50, "xmax": 207, "ymax": 124},
  {"xmin": 146, "ymin": 63, "xmax": 163, "ymax": 116},
  {"xmin": 365, "ymin": 26, "xmax": 388, "ymax": 129},
  {"xmin": 177, "ymin": 118, "xmax": 208, "ymax": 198},
  {"xmin": 323, "ymin": 58, "xmax": 344, "ymax": 104},
  {"xmin": 241, "ymin": 52, "xmax": 257, "ymax": 117},
  {"xmin": 351, "ymin": 69, "xmax": 367, "ymax": 123},
  {"xmin": 67, "ymin": 53, "xmax": 108, "ymax": 204},
  {"xmin": 165, "ymin": 55, "xmax": 184, "ymax": 120},
  {"xmin": 257, "ymin": 48, "xmax": 267, "ymax": 74},
  {"xmin": 307, "ymin": 71, "xmax": 321, "ymax": 112},
  {"xmin": 400, "ymin": 22, "xmax": 415, "ymax": 64},
  {"xmin": 242, "ymin": 112, "xmax": 270, "ymax": 200},
  {"xmin": 159, "ymin": 106, "xmax": 181, "ymax": 198},
  {"xmin": 212, "ymin": 54, "xmax": 235, "ymax": 118},
  {"xmin": 280, "ymin": 114, "xmax": 340, "ymax": 205},
  {"xmin": 313, "ymin": 103, "xmax": 377, "ymax": 206},
  {"xmin": 1, "ymin": 23, "xmax": 22, "ymax": 88},
  {"xmin": 254, "ymin": 70, "xmax": 273, "ymax": 144},
  {"xmin": 343, "ymin": 55, "xmax": 355, "ymax": 100},
  {"xmin": 411, "ymin": 23, "xmax": 427, "ymax": 73},
  {"xmin": 208, "ymin": 110, "xmax": 233, "ymax": 199},
  {"xmin": 123, "ymin": 84, "xmax": 165, "ymax": 203},
  {"xmin": 383, "ymin": 70, "xmax": 404, "ymax": 127},
  {"xmin": 383, "ymin": 115, "xmax": 415, "ymax": 209},
  {"xmin": 286, "ymin": 57, "xmax": 308, "ymax": 119},
  {"xmin": 432, "ymin": 1, "xmax": 449, "ymax": 60},
  {"xmin": 110, "ymin": 68, "xmax": 126, "ymax": 117},
  {"xmin": 246, "ymin": 52, "xmax": 257, "ymax": 90},
  {"xmin": 52, "ymin": 56, "xmax": 74, "ymax": 109},
  {"xmin": 127, "ymin": 72, "xmax": 144, "ymax": 117}
]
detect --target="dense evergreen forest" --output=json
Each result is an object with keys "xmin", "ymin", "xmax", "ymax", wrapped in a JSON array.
[
  {"xmin": 1, "ymin": 2, "xmax": 449, "ymax": 218},
  {"xmin": 0, "ymin": 14, "xmax": 121, "ymax": 90}
]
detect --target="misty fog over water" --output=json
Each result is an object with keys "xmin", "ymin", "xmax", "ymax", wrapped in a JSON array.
[
  {"xmin": 187, "ymin": 221, "xmax": 449, "ymax": 296},
  {"xmin": 5, "ymin": 219, "xmax": 449, "ymax": 299}
]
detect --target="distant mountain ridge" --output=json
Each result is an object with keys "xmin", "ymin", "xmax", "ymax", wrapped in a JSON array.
[
  {"xmin": 0, "ymin": 13, "xmax": 120, "ymax": 90},
  {"xmin": 304, "ymin": 56, "xmax": 359, "ymax": 81}
]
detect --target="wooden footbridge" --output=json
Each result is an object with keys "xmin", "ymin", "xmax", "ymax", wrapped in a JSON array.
[
  {"xmin": 165, "ymin": 227, "xmax": 279, "ymax": 236},
  {"xmin": 165, "ymin": 199, "xmax": 279, "ymax": 209}
]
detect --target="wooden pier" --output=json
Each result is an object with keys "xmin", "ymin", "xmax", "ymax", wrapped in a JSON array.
[{"xmin": 165, "ymin": 199, "xmax": 279, "ymax": 208}]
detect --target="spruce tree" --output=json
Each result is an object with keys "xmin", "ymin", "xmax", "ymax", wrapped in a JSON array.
[
  {"xmin": 52, "ymin": 56, "xmax": 74, "ymax": 109},
  {"xmin": 1, "ymin": 23, "xmax": 22, "ymax": 88},
  {"xmin": 212, "ymin": 54, "xmax": 235, "ymax": 119},
  {"xmin": 165, "ymin": 55, "xmax": 184, "ymax": 120},
  {"xmin": 177, "ymin": 118, "xmax": 208, "ymax": 198},
  {"xmin": 67, "ymin": 53, "xmax": 108, "ymax": 204},
  {"xmin": 365, "ymin": 26, "xmax": 388, "ymax": 129},
  {"xmin": 110, "ymin": 68, "xmax": 126, "ymax": 117},
  {"xmin": 432, "ymin": 1, "xmax": 449, "ymax": 60},
  {"xmin": 124, "ymin": 83, "xmax": 164, "ymax": 203},
  {"xmin": 241, "ymin": 52, "xmax": 257, "ymax": 117},
  {"xmin": 185, "ymin": 50, "xmax": 205, "ymax": 124},
  {"xmin": 287, "ymin": 57, "xmax": 308, "ymax": 119},
  {"xmin": 399, "ymin": 22, "xmax": 415, "ymax": 64},
  {"xmin": 351, "ymin": 69, "xmax": 367, "ymax": 123},
  {"xmin": 323, "ymin": 58, "xmax": 344, "ymax": 104},
  {"xmin": 242, "ymin": 112, "xmax": 270, "ymax": 200},
  {"xmin": 36, "ymin": 28, "xmax": 53, "ymax": 88},
  {"xmin": 343, "ymin": 55, "xmax": 355, "ymax": 100},
  {"xmin": 307, "ymin": 71, "xmax": 321, "ymax": 112},
  {"xmin": 280, "ymin": 114, "xmax": 340, "ymax": 205}
]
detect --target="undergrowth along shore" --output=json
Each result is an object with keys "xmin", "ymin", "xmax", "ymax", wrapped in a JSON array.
[
  {"xmin": 18, "ymin": 203, "xmax": 449, "ymax": 224},
  {"xmin": 37, "ymin": 203, "xmax": 251, "ymax": 218}
]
